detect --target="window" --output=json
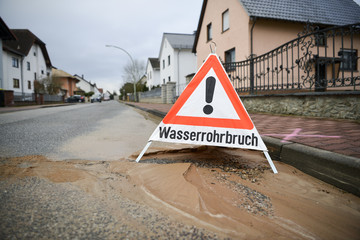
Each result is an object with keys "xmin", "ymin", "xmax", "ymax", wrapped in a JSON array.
[
  {"xmin": 28, "ymin": 80, "xmax": 31, "ymax": 89},
  {"xmin": 315, "ymin": 32, "xmax": 326, "ymax": 46},
  {"xmin": 34, "ymin": 72, "xmax": 37, "ymax": 80},
  {"xmin": 225, "ymin": 48, "xmax": 236, "ymax": 71},
  {"xmin": 222, "ymin": 9, "xmax": 229, "ymax": 32},
  {"xmin": 34, "ymin": 51, "xmax": 36, "ymax": 56},
  {"xmin": 27, "ymin": 62, "xmax": 31, "ymax": 71},
  {"xmin": 163, "ymin": 79, "xmax": 165, "ymax": 84},
  {"xmin": 168, "ymin": 76, "xmax": 171, "ymax": 82},
  {"xmin": 12, "ymin": 57, "xmax": 19, "ymax": 68},
  {"xmin": 225, "ymin": 48, "xmax": 235, "ymax": 63},
  {"xmin": 163, "ymin": 59, "xmax": 165, "ymax": 69},
  {"xmin": 13, "ymin": 78, "xmax": 20, "ymax": 88},
  {"xmin": 168, "ymin": 55, "xmax": 171, "ymax": 66},
  {"xmin": 207, "ymin": 23, "xmax": 212, "ymax": 41},
  {"xmin": 339, "ymin": 49, "xmax": 357, "ymax": 71}
]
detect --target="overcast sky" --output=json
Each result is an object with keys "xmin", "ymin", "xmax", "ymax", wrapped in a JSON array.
[{"xmin": 0, "ymin": 0, "xmax": 203, "ymax": 94}]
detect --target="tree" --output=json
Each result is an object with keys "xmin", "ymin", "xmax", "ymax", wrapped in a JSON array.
[
  {"xmin": 34, "ymin": 76, "xmax": 62, "ymax": 95},
  {"xmin": 122, "ymin": 59, "xmax": 145, "ymax": 101},
  {"xmin": 44, "ymin": 76, "xmax": 62, "ymax": 95},
  {"xmin": 34, "ymin": 80, "xmax": 45, "ymax": 94},
  {"xmin": 119, "ymin": 81, "xmax": 148, "ymax": 101},
  {"xmin": 84, "ymin": 91, "xmax": 94, "ymax": 97}
]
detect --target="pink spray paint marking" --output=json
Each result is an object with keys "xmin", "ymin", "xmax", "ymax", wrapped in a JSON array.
[{"xmin": 262, "ymin": 128, "xmax": 341, "ymax": 143}]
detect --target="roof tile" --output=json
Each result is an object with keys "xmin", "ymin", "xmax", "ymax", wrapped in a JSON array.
[{"xmin": 240, "ymin": 0, "xmax": 360, "ymax": 26}]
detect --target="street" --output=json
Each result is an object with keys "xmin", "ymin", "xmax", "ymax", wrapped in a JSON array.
[
  {"xmin": 0, "ymin": 101, "xmax": 157, "ymax": 160},
  {"xmin": 0, "ymin": 101, "xmax": 359, "ymax": 239}
]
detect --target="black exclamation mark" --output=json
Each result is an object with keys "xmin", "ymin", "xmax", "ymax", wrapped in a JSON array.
[{"xmin": 203, "ymin": 76, "xmax": 216, "ymax": 115}]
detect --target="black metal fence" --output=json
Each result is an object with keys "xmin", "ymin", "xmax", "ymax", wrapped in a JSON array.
[{"xmin": 223, "ymin": 23, "xmax": 360, "ymax": 94}]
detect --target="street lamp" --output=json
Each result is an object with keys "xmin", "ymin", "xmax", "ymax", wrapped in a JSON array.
[{"xmin": 105, "ymin": 44, "xmax": 138, "ymax": 102}]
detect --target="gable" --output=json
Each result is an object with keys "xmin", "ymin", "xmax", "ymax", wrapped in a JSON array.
[{"xmin": 3, "ymin": 29, "xmax": 52, "ymax": 67}]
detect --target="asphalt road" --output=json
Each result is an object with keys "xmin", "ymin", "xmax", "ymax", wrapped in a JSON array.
[
  {"xmin": 0, "ymin": 101, "xmax": 226, "ymax": 239},
  {"xmin": 0, "ymin": 101, "xmax": 157, "ymax": 160}
]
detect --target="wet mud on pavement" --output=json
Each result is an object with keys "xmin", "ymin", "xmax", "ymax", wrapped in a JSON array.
[{"xmin": 0, "ymin": 147, "xmax": 359, "ymax": 239}]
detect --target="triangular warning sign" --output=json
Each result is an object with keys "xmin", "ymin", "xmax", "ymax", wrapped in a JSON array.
[
  {"xmin": 163, "ymin": 54, "xmax": 253, "ymax": 130},
  {"xmin": 137, "ymin": 53, "xmax": 278, "ymax": 173}
]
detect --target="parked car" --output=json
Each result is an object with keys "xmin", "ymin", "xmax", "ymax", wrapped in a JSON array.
[
  {"xmin": 66, "ymin": 95, "xmax": 85, "ymax": 103},
  {"xmin": 103, "ymin": 95, "xmax": 110, "ymax": 101},
  {"xmin": 90, "ymin": 94, "xmax": 102, "ymax": 103}
]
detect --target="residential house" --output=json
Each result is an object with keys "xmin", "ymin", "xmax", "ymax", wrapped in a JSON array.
[
  {"xmin": 159, "ymin": 33, "xmax": 197, "ymax": 96},
  {"xmin": 104, "ymin": 90, "xmax": 111, "ymax": 101},
  {"xmin": 52, "ymin": 67, "xmax": 79, "ymax": 98},
  {"xmin": 145, "ymin": 57, "xmax": 160, "ymax": 90},
  {"xmin": 0, "ymin": 17, "xmax": 16, "ymax": 90},
  {"xmin": 2, "ymin": 29, "xmax": 52, "ymax": 99},
  {"xmin": 74, "ymin": 74, "xmax": 101, "ymax": 96},
  {"xmin": 139, "ymin": 74, "xmax": 147, "ymax": 85},
  {"xmin": 193, "ymin": 0, "xmax": 360, "ymax": 93}
]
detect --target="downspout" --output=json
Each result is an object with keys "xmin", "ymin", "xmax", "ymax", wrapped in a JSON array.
[
  {"xmin": 177, "ymin": 48, "xmax": 181, "ymax": 96},
  {"xmin": 250, "ymin": 17, "xmax": 257, "ymax": 94},
  {"xmin": 250, "ymin": 17, "xmax": 257, "ymax": 57},
  {"xmin": 0, "ymin": 41, "xmax": 3, "ymax": 89},
  {"xmin": 21, "ymin": 56, "xmax": 24, "ymax": 100}
]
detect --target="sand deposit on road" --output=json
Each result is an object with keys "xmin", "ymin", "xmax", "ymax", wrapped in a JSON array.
[{"xmin": 0, "ymin": 147, "xmax": 359, "ymax": 239}]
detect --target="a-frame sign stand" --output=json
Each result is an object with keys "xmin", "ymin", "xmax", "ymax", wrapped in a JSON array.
[{"xmin": 136, "ymin": 54, "xmax": 278, "ymax": 174}]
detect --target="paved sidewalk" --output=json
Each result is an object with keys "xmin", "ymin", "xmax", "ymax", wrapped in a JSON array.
[
  {"xmin": 125, "ymin": 101, "xmax": 360, "ymax": 158},
  {"xmin": 0, "ymin": 103, "xmax": 73, "ymax": 114}
]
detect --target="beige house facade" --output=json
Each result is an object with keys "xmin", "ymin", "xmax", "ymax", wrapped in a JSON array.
[
  {"xmin": 193, "ymin": 0, "xmax": 360, "ymax": 93},
  {"xmin": 194, "ymin": 0, "xmax": 360, "ymax": 65}
]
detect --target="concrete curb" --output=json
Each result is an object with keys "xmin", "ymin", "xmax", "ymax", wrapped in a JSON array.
[
  {"xmin": 126, "ymin": 102, "xmax": 360, "ymax": 197},
  {"xmin": 263, "ymin": 136, "xmax": 360, "ymax": 196}
]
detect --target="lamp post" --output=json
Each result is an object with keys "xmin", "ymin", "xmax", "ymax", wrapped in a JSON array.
[{"xmin": 105, "ymin": 44, "xmax": 137, "ymax": 102}]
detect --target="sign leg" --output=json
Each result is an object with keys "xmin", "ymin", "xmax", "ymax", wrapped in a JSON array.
[
  {"xmin": 136, "ymin": 141, "xmax": 152, "ymax": 162},
  {"xmin": 263, "ymin": 151, "xmax": 278, "ymax": 174}
]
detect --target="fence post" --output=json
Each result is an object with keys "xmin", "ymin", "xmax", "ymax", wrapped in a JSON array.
[
  {"xmin": 166, "ymin": 82, "xmax": 176, "ymax": 104},
  {"xmin": 250, "ymin": 56, "xmax": 255, "ymax": 94},
  {"xmin": 161, "ymin": 84, "xmax": 167, "ymax": 103}
]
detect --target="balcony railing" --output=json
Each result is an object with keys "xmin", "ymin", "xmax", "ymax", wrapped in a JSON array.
[{"xmin": 223, "ymin": 23, "xmax": 360, "ymax": 95}]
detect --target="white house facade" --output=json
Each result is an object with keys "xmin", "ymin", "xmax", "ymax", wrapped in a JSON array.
[
  {"xmin": 2, "ymin": 29, "xmax": 52, "ymax": 99},
  {"xmin": 145, "ymin": 58, "xmax": 160, "ymax": 90},
  {"xmin": 0, "ymin": 18, "xmax": 17, "ymax": 90},
  {"xmin": 159, "ymin": 33, "xmax": 197, "ymax": 96},
  {"xmin": 74, "ymin": 74, "xmax": 96, "ymax": 93}
]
